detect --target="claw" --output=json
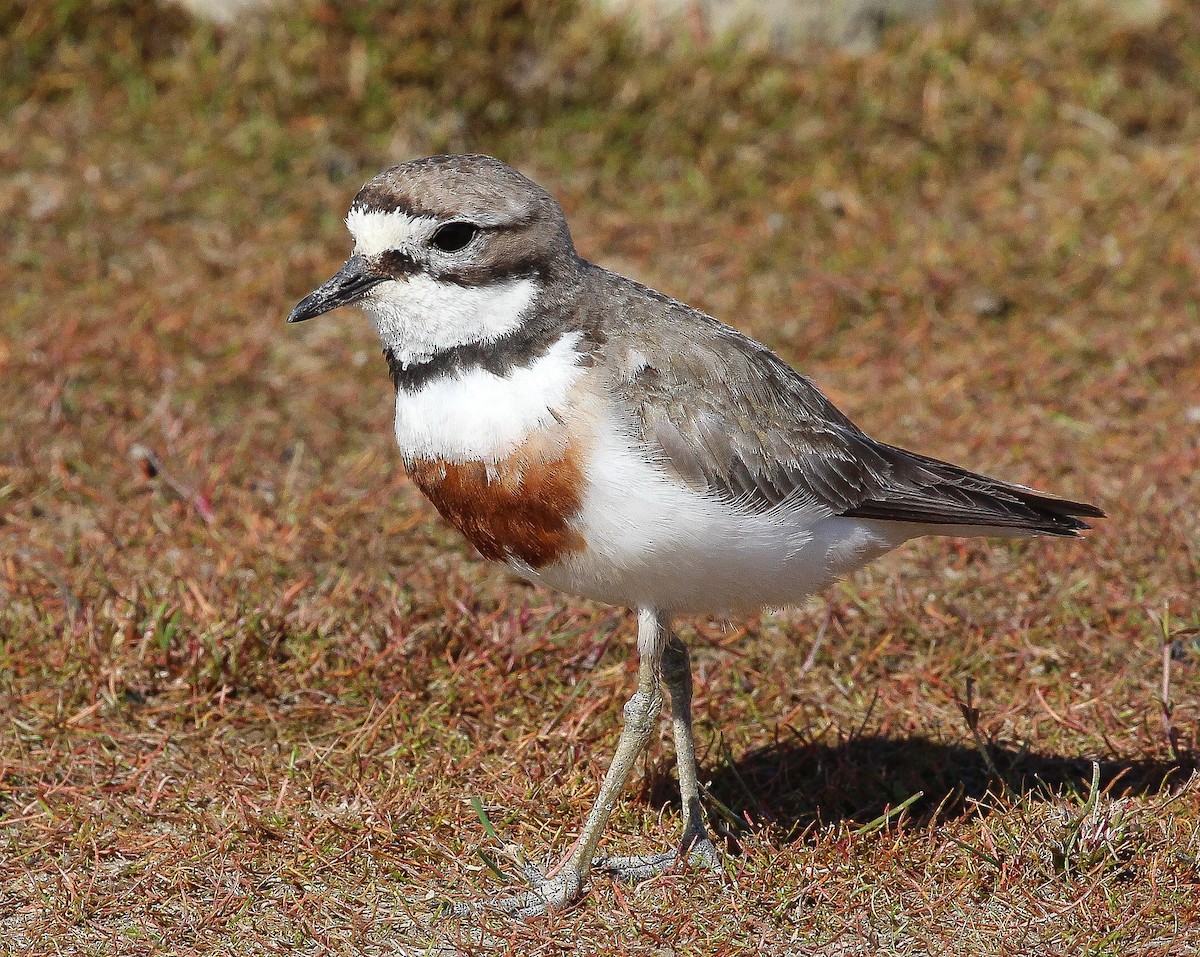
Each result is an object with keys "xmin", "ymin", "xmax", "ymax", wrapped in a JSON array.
[{"xmin": 453, "ymin": 870, "xmax": 584, "ymax": 918}]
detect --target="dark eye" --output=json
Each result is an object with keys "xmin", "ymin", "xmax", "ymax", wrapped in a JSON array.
[{"xmin": 430, "ymin": 221, "xmax": 479, "ymax": 253}]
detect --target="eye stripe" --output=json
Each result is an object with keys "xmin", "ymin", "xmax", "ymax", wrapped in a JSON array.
[{"xmin": 377, "ymin": 249, "xmax": 419, "ymax": 276}]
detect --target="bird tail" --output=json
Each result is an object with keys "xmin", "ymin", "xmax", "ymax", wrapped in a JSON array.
[{"xmin": 839, "ymin": 446, "xmax": 1105, "ymax": 537}]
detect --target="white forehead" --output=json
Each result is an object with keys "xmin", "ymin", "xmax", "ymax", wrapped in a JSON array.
[{"xmin": 345, "ymin": 208, "xmax": 437, "ymax": 257}]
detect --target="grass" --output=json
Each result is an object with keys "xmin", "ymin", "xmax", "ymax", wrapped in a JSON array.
[{"xmin": 2, "ymin": 0, "xmax": 1199, "ymax": 952}]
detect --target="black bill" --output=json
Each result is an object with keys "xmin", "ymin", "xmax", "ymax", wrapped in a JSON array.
[{"xmin": 287, "ymin": 256, "xmax": 389, "ymax": 323}]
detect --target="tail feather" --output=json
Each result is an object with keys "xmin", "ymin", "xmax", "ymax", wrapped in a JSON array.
[{"xmin": 839, "ymin": 445, "xmax": 1105, "ymax": 537}]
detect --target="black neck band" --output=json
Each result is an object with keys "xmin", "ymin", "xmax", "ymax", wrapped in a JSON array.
[{"xmin": 384, "ymin": 318, "xmax": 570, "ymax": 393}]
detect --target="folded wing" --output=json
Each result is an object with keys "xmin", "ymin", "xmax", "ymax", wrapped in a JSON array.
[{"xmin": 605, "ymin": 288, "xmax": 1102, "ymax": 536}]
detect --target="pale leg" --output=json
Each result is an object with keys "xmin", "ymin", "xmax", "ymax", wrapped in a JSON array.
[
  {"xmin": 661, "ymin": 629, "xmax": 720, "ymax": 866},
  {"xmin": 595, "ymin": 623, "xmax": 721, "ymax": 879},
  {"xmin": 460, "ymin": 607, "xmax": 668, "ymax": 916}
]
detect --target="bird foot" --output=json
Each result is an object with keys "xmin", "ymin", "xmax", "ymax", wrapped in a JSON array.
[
  {"xmin": 449, "ymin": 861, "xmax": 582, "ymax": 919},
  {"xmin": 446, "ymin": 835, "xmax": 721, "ymax": 919},
  {"xmin": 594, "ymin": 833, "xmax": 722, "ymax": 882}
]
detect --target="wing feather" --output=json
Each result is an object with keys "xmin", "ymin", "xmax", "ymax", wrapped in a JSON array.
[{"xmin": 593, "ymin": 272, "xmax": 1103, "ymax": 536}]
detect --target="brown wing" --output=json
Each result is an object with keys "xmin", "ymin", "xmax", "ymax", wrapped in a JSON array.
[{"xmin": 594, "ymin": 273, "xmax": 1103, "ymax": 536}]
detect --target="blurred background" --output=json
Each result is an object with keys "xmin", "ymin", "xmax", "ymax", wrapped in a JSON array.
[{"xmin": 2, "ymin": 0, "xmax": 1199, "ymax": 952}]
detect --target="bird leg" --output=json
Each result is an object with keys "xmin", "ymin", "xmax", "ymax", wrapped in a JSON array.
[
  {"xmin": 593, "ymin": 624, "xmax": 721, "ymax": 880},
  {"xmin": 458, "ymin": 607, "xmax": 667, "ymax": 917}
]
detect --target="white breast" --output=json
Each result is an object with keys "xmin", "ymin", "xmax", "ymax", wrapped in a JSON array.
[{"xmin": 391, "ymin": 331, "xmax": 586, "ymax": 462}]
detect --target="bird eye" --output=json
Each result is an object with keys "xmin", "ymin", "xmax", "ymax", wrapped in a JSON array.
[{"xmin": 430, "ymin": 221, "xmax": 479, "ymax": 253}]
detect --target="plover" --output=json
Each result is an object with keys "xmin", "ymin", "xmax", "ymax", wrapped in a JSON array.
[{"xmin": 288, "ymin": 154, "xmax": 1103, "ymax": 915}]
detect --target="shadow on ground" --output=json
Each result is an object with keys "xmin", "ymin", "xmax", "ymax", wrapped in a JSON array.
[{"xmin": 645, "ymin": 733, "xmax": 1196, "ymax": 841}]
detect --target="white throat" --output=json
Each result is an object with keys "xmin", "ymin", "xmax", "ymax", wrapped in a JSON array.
[{"xmin": 363, "ymin": 273, "xmax": 540, "ymax": 368}]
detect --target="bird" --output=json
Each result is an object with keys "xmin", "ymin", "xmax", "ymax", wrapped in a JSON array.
[{"xmin": 287, "ymin": 153, "xmax": 1103, "ymax": 916}]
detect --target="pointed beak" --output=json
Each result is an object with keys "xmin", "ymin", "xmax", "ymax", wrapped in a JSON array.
[{"xmin": 287, "ymin": 256, "xmax": 389, "ymax": 324}]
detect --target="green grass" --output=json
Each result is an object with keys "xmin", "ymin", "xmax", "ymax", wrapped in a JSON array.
[{"xmin": 2, "ymin": 0, "xmax": 1199, "ymax": 952}]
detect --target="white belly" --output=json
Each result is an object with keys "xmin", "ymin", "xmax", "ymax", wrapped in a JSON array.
[{"xmin": 524, "ymin": 423, "xmax": 909, "ymax": 615}]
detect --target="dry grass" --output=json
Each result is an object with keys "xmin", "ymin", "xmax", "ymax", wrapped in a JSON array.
[{"xmin": 2, "ymin": 1, "xmax": 1199, "ymax": 953}]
